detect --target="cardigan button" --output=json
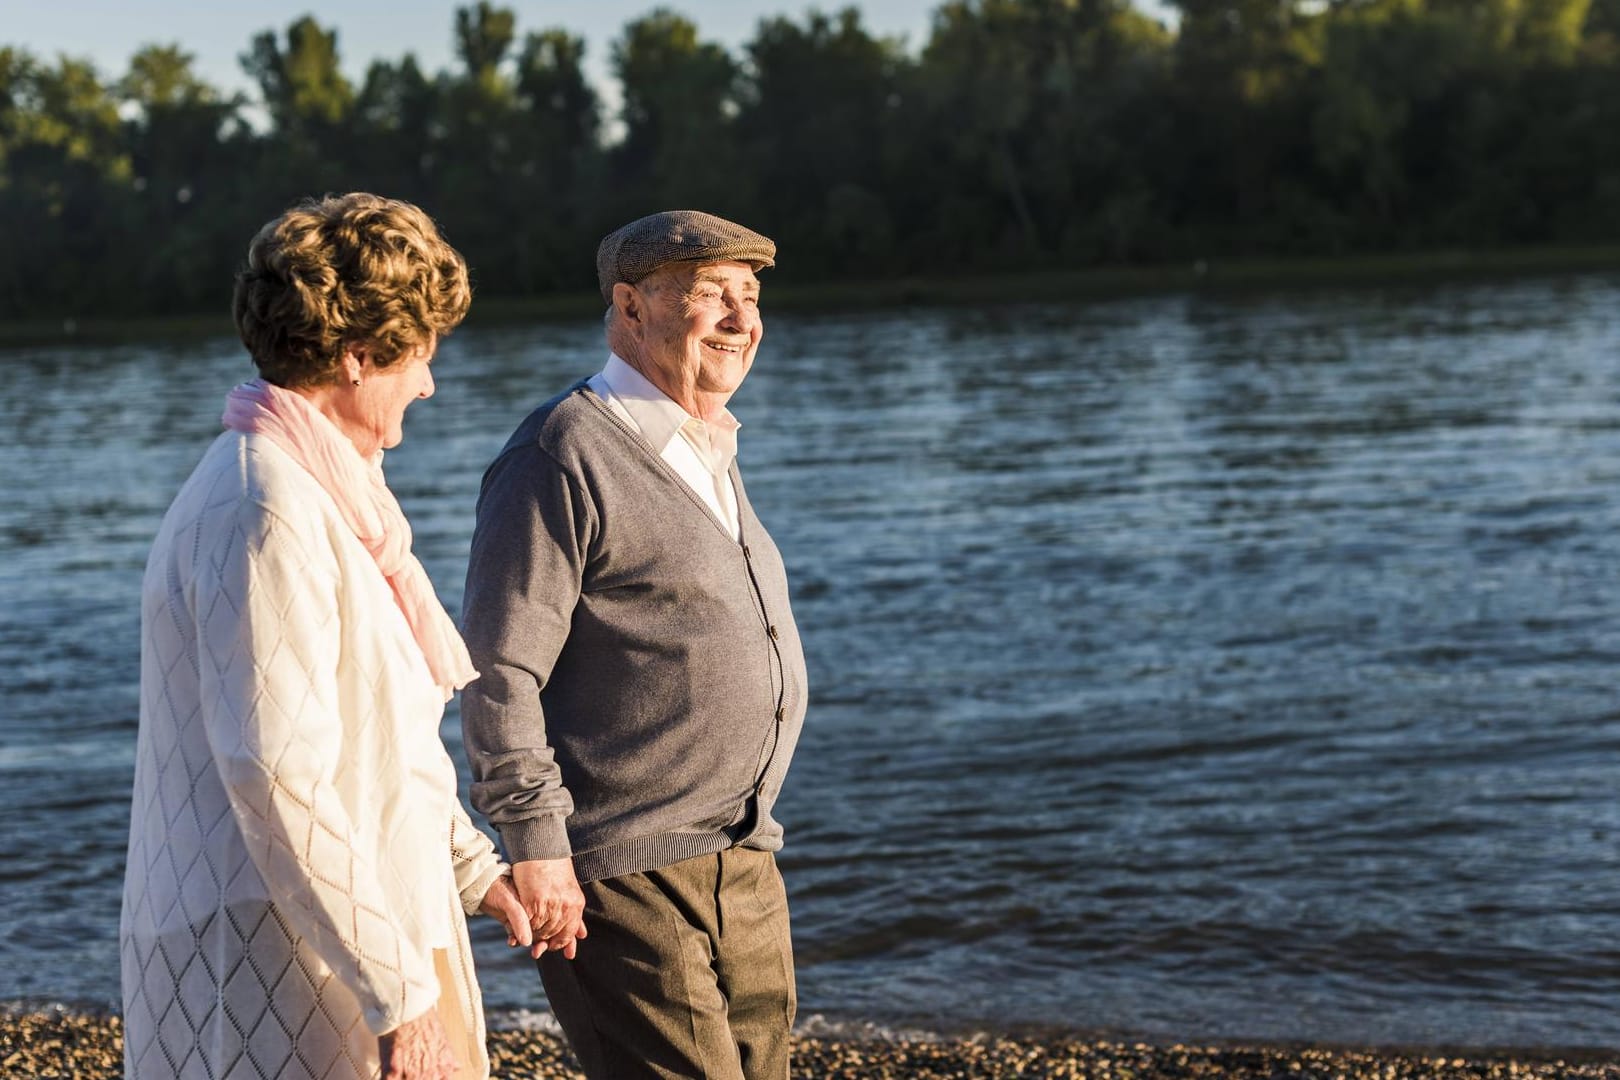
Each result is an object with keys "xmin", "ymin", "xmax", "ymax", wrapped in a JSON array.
[
  {"xmin": 775, "ymin": 707, "xmax": 786, "ymax": 723},
  {"xmin": 768, "ymin": 624, "xmax": 779, "ymax": 640}
]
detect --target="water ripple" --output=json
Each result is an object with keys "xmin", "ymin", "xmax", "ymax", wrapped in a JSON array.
[{"xmin": 5, "ymin": 277, "xmax": 1620, "ymax": 1048}]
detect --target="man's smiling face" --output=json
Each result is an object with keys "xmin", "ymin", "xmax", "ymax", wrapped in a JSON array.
[{"xmin": 639, "ymin": 259, "xmax": 763, "ymax": 405}]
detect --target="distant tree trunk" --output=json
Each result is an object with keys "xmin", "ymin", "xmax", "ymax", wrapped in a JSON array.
[{"xmin": 997, "ymin": 136, "xmax": 1042, "ymax": 257}]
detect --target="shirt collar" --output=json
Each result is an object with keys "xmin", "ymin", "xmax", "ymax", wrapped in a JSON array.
[{"xmin": 600, "ymin": 353, "xmax": 739, "ymax": 457}]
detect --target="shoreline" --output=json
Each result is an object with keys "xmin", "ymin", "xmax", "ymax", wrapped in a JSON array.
[
  {"xmin": 6, "ymin": 1006, "xmax": 1616, "ymax": 1079},
  {"xmin": 4, "ymin": 244, "xmax": 1620, "ymax": 349}
]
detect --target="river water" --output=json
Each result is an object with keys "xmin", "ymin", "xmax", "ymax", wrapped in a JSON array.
[{"xmin": 4, "ymin": 275, "xmax": 1620, "ymax": 1051}]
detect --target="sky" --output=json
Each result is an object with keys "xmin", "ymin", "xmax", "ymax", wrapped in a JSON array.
[{"xmin": 4, "ymin": 1, "xmax": 1176, "ymax": 113}]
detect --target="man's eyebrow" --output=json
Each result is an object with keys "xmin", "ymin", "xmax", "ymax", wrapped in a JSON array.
[{"xmin": 690, "ymin": 271, "xmax": 760, "ymax": 289}]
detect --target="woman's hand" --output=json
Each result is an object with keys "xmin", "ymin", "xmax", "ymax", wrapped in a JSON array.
[
  {"xmin": 378, "ymin": 1010, "xmax": 458, "ymax": 1080},
  {"xmin": 478, "ymin": 874, "xmax": 541, "ymax": 958}
]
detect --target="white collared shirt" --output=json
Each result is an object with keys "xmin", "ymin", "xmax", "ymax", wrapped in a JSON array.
[{"xmin": 588, "ymin": 354, "xmax": 742, "ymax": 541}]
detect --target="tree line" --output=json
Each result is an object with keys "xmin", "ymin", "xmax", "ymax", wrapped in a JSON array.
[{"xmin": 4, "ymin": 0, "xmax": 1620, "ymax": 320}]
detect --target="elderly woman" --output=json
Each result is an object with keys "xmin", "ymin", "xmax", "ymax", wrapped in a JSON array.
[{"xmin": 120, "ymin": 193, "xmax": 531, "ymax": 1080}]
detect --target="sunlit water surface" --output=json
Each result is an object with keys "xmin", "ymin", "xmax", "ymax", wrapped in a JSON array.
[{"xmin": 5, "ymin": 275, "xmax": 1620, "ymax": 1050}]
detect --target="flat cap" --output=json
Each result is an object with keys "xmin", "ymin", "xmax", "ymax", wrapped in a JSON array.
[{"xmin": 597, "ymin": 210, "xmax": 776, "ymax": 302}]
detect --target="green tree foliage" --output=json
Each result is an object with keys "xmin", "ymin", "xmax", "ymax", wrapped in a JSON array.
[
  {"xmin": 517, "ymin": 29, "xmax": 599, "ymax": 160},
  {"xmin": 611, "ymin": 9, "xmax": 742, "ymax": 212},
  {"xmin": 0, "ymin": 46, "xmax": 33, "ymax": 178},
  {"xmin": 1309, "ymin": 0, "xmax": 1448, "ymax": 241},
  {"xmin": 456, "ymin": 2, "xmax": 519, "ymax": 93},
  {"xmin": 739, "ymin": 8, "xmax": 908, "ymax": 272},
  {"xmin": 6, "ymin": 1, "xmax": 1620, "ymax": 321},
  {"xmin": 509, "ymin": 29, "xmax": 605, "ymax": 290},
  {"xmin": 1518, "ymin": 0, "xmax": 1595, "ymax": 62},
  {"xmin": 119, "ymin": 45, "xmax": 248, "ymax": 311},
  {"xmin": 1424, "ymin": 0, "xmax": 1592, "ymax": 62},
  {"xmin": 355, "ymin": 53, "xmax": 437, "ymax": 171},
  {"xmin": 242, "ymin": 15, "xmax": 355, "ymax": 158},
  {"xmin": 122, "ymin": 44, "xmax": 219, "ymax": 110},
  {"xmin": 0, "ymin": 51, "xmax": 131, "ymax": 314},
  {"xmin": 901, "ymin": 0, "xmax": 1172, "ymax": 266},
  {"xmin": 1589, "ymin": 0, "xmax": 1620, "ymax": 38},
  {"xmin": 7, "ymin": 53, "xmax": 128, "ymax": 174},
  {"xmin": 1172, "ymin": 0, "xmax": 1321, "ymax": 102},
  {"xmin": 1162, "ymin": 1, "xmax": 1326, "ymax": 251},
  {"xmin": 441, "ymin": 4, "xmax": 547, "ymax": 291}
]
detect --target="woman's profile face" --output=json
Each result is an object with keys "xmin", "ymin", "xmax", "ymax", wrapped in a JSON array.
[{"xmin": 341, "ymin": 334, "xmax": 437, "ymax": 456}]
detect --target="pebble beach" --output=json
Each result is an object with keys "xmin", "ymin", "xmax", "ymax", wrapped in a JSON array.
[{"xmin": 6, "ymin": 1009, "xmax": 1618, "ymax": 1080}]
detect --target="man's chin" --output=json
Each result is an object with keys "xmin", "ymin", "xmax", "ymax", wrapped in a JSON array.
[{"xmin": 708, "ymin": 358, "xmax": 755, "ymax": 388}]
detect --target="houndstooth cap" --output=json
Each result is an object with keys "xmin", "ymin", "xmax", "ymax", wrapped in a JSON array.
[{"xmin": 596, "ymin": 210, "xmax": 776, "ymax": 303}]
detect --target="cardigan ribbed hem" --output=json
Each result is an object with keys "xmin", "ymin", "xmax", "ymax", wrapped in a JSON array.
[{"xmin": 573, "ymin": 829, "xmax": 741, "ymax": 884}]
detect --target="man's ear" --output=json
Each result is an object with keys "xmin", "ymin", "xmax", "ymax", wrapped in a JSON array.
[{"xmin": 613, "ymin": 282, "xmax": 646, "ymax": 327}]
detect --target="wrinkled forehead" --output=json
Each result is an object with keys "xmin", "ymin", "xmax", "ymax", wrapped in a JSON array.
[{"xmin": 651, "ymin": 259, "xmax": 762, "ymax": 292}]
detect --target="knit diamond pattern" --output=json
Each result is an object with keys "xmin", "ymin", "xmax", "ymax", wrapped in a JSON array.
[{"xmin": 120, "ymin": 435, "xmax": 499, "ymax": 1080}]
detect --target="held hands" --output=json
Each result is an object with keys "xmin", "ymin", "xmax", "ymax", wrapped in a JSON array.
[
  {"xmin": 509, "ymin": 858, "xmax": 588, "ymax": 960},
  {"xmin": 379, "ymin": 1010, "xmax": 458, "ymax": 1080},
  {"xmin": 477, "ymin": 875, "xmax": 535, "ymax": 952},
  {"xmin": 477, "ymin": 860, "xmax": 587, "ymax": 959}
]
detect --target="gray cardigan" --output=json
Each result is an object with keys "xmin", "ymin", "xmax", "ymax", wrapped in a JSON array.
[{"xmin": 460, "ymin": 383, "xmax": 808, "ymax": 883}]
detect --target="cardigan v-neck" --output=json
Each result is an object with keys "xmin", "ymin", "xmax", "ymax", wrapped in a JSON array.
[{"xmin": 586, "ymin": 356, "xmax": 742, "ymax": 541}]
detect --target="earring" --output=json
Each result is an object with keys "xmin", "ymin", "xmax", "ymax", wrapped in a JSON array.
[{"xmin": 352, "ymin": 378, "xmax": 361, "ymax": 386}]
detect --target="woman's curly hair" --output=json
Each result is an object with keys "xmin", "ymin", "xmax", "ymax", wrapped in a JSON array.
[{"xmin": 232, "ymin": 193, "xmax": 472, "ymax": 387}]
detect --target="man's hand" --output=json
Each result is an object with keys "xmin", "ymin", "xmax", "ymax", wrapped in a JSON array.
[
  {"xmin": 511, "ymin": 858, "xmax": 588, "ymax": 960},
  {"xmin": 477, "ymin": 875, "xmax": 536, "ymax": 952},
  {"xmin": 379, "ymin": 1010, "xmax": 458, "ymax": 1080}
]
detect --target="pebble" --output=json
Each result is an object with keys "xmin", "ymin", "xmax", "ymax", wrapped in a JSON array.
[{"xmin": 4, "ymin": 1010, "xmax": 1619, "ymax": 1078}]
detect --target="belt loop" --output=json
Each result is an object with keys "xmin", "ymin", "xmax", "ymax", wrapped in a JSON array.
[{"xmin": 714, "ymin": 849, "xmax": 726, "ymax": 938}]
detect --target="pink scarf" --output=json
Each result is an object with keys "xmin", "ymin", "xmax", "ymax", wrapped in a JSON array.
[{"xmin": 222, "ymin": 378, "xmax": 477, "ymax": 702}]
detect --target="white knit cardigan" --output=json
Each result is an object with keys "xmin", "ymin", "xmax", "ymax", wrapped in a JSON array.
[{"xmin": 121, "ymin": 432, "xmax": 506, "ymax": 1080}]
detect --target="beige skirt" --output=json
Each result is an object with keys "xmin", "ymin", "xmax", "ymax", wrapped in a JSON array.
[{"xmin": 433, "ymin": 949, "xmax": 476, "ymax": 1076}]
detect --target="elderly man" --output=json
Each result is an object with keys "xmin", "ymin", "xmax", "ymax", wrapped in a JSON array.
[{"xmin": 460, "ymin": 210, "xmax": 808, "ymax": 1080}]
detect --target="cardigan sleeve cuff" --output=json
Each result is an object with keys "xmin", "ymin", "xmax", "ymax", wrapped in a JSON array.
[
  {"xmin": 498, "ymin": 814, "xmax": 574, "ymax": 864},
  {"xmin": 458, "ymin": 859, "xmax": 509, "ymax": 916}
]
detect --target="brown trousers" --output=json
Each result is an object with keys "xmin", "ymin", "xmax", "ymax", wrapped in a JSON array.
[{"xmin": 539, "ymin": 847, "xmax": 796, "ymax": 1080}]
